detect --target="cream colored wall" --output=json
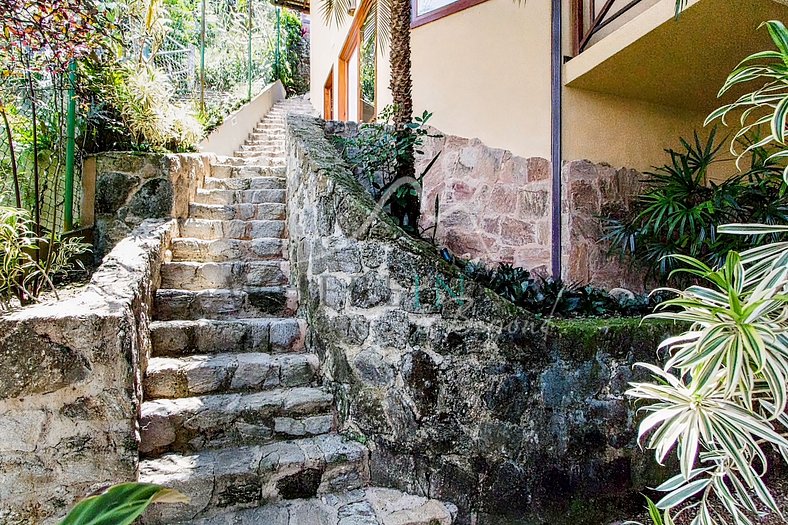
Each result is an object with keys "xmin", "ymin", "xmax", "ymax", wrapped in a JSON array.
[
  {"xmin": 308, "ymin": 0, "xmax": 354, "ymax": 117},
  {"xmin": 410, "ymin": 0, "xmax": 552, "ymax": 159},
  {"xmin": 563, "ymin": 88, "xmax": 710, "ymax": 173}
]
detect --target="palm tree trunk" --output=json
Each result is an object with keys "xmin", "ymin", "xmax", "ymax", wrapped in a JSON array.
[
  {"xmin": 389, "ymin": 0, "xmax": 413, "ymax": 126},
  {"xmin": 388, "ymin": 0, "xmax": 419, "ymax": 232}
]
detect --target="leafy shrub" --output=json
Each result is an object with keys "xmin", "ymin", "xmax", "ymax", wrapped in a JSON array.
[
  {"xmin": 271, "ymin": 9, "xmax": 310, "ymax": 96},
  {"xmin": 627, "ymin": 226, "xmax": 788, "ymax": 525},
  {"xmin": 627, "ymin": 20, "xmax": 788, "ymax": 525},
  {"xmin": 59, "ymin": 482, "xmax": 187, "ymax": 525},
  {"xmin": 602, "ymin": 129, "xmax": 788, "ymax": 282},
  {"xmin": 111, "ymin": 63, "xmax": 203, "ymax": 151},
  {"xmin": 338, "ymin": 105, "xmax": 440, "ymax": 235},
  {"xmin": 0, "ymin": 205, "xmax": 90, "ymax": 309},
  {"xmin": 455, "ymin": 256, "xmax": 663, "ymax": 318}
]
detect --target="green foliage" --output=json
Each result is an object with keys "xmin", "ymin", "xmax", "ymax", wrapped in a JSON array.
[
  {"xmin": 602, "ymin": 130, "xmax": 788, "ymax": 282},
  {"xmin": 108, "ymin": 62, "xmax": 203, "ymax": 151},
  {"xmin": 59, "ymin": 482, "xmax": 188, "ymax": 525},
  {"xmin": 270, "ymin": 9, "xmax": 309, "ymax": 96},
  {"xmin": 457, "ymin": 257, "xmax": 663, "ymax": 318},
  {"xmin": 0, "ymin": 205, "xmax": 90, "ymax": 310},
  {"xmin": 339, "ymin": 105, "xmax": 439, "ymax": 235},
  {"xmin": 627, "ymin": 227, "xmax": 788, "ymax": 525},
  {"xmin": 706, "ymin": 20, "xmax": 788, "ymax": 182}
]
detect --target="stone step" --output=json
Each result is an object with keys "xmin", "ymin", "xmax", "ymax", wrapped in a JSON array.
[
  {"xmin": 248, "ymin": 131, "xmax": 285, "ymax": 141},
  {"xmin": 170, "ymin": 238, "xmax": 287, "ymax": 262},
  {"xmin": 188, "ymin": 202, "xmax": 286, "ymax": 221},
  {"xmin": 195, "ymin": 189, "xmax": 286, "ymax": 205},
  {"xmin": 154, "ymin": 287, "xmax": 296, "ymax": 321},
  {"xmin": 178, "ymin": 219, "xmax": 285, "ymax": 241},
  {"xmin": 232, "ymin": 150, "xmax": 285, "ymax": 159},
  {"xmin": 238, "ymin": 143, "xmax": 284, "ymax": 153},
  {"xmin": 215, "ymin": 157, "xmax": 285, "ymax": 168},
  {"xmin": 140, "ymin": 388, "xmax": 335, "ymax": 455},
  {"xmin": 203, "ymin": 176, "xmax": 285, "ymax": 191},
  {"xmin": 160, "ymin": 261, "xmax": 289, "ymax": 290},
  {"xmin": 139, "ymin": 435, "xmax": 369, "ymax": 524},
  {"xmin": 183, "ymin": 488, "xmax": 456, "ymax": 525},
  {"xmin": 144, "ymin": 352, "xmax": 320, "ymax": 400},
  {"xmin": 210, "ymin": 165, "xmax": 285, "ymax": 180},
  {"xmin": 150, "ymin": 318, "xmax": 305, "ymax": 357},
  {"xmin": 244, "ymin": 137, "xmax": 285, "ymax": 146},
  {"xmin": 254, "ymin": 123, "xmax": 286, "ymax": 131}
]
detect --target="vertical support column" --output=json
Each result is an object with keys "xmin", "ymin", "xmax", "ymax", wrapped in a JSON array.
[
  {"xmin": 550, "ymin": 0, "xmax": 563, "ymax": 279},
  {"xmin": 248, "ymin": 0, "xmax": 253, "ymax": 100},
  {"xmin": 64, "ymin": 60, "xmax": 77, "ymax": 232},
  {"xmin": 200, "ymin": 0, "xmax": 206, "ymax": 112},
  {"xmin": 275, "ymin": 7, "xmax": 281, "ymax": 82}
]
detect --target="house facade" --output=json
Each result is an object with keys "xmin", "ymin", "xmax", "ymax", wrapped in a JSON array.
[{"xmin": 309, "ymin": 0, "xmax": 788, "ymax": 289}]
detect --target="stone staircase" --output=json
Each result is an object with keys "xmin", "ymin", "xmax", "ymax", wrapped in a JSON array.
[{"xmin": 138, "ymin": 98, "xmax": 455, "ymax": 524}]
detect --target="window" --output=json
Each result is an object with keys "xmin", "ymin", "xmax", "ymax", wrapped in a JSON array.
[
  {"xmin": 411, "ymin": 0, "xmax": 489, "ymax": 28},
  {"xmin": 339, "ymin": 2, "xmax": 377, "ymax": 122}
]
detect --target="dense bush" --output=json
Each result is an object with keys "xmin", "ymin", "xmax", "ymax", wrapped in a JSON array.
[
  {"xmin": 338, "ymin": 105, "xmax": 441, "ymax": 236},
  {"xmin": 454, "ymin": 255, "xmax": 664, "ymax": 318},
  {"xmin": 602, "ymin": 129, "xmax": 788, "ymax": 282}
]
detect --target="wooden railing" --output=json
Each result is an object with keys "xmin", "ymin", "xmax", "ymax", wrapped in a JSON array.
[{"xmin": 571, "ymin": 0, "xmax": 648, "ymax": 55}]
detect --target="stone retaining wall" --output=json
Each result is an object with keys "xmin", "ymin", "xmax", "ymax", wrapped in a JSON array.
[
  {"xmin": 413, "ymin": 133, "xmax": 647, "ymax": 290},
  {"xmin": 286, "ymin": 114, "xmax": 675, "ymax": 524},
  {"xmin": 0, "ymin": 219, "xmax": 175, "ymax": 524},
  {"xmin": 88, "ymin": 152, "xmax": 211, "ymax": 259}
]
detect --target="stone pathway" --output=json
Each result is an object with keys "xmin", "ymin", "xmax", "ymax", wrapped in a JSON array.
[{"xmin": 137, "ymin": 98, "xmax": 455, "ymax": 524}]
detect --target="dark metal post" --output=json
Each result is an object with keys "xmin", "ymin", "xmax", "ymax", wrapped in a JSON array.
[
  {"xmin": 550, "ymin": 0, "xmax": 563, "ymax": 279},
  {"xmin": 275, "ymin": 7, "xmax": 281, "ymax": 80}
]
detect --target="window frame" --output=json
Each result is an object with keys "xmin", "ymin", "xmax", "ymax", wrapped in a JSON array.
[{"xmin": 410, "ymin": 0, "xmax": 490, "ymax": 28}]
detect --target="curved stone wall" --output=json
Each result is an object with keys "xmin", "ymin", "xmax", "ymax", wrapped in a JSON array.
[{"xmin": 285, "ymin": 114, "xmax": 677, "ymax": 524}]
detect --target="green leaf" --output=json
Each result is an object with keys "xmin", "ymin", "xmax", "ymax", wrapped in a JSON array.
[{"xmin": 59, "ymin": 483, "xmax": 188, "ymax": 525}]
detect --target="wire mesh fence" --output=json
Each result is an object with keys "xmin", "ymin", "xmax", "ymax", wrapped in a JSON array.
[{"xmin": 0, "ymin": 72, "xmax": 82, "ymax": 234}]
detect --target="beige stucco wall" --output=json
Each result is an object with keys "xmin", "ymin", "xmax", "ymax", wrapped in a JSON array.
[
  {"xmin": 309, "ymin": 0, "xmax": 785, "ymax": 171},
  {"xmin": 563, "ymin": 88, "xmax": 709, "ymax": 173},
  {"xmin": 410, "ymin": 0, "xmax": 552, "ymax": 159}
]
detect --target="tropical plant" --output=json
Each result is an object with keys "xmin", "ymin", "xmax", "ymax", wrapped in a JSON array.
[
  {"xmin": 111, "ymin": 62, "xmax": 203, "ymax": 151},
  {"xmin": 627, "ymin": 22, "xmax": 788, "ymax": 524},
  {"xmin": 455, "ymin": 256, "xmax": 663, "ymax": 318},
  {"xmin": 602, "ymin": 130, "xmax": 788, "ymax": 283},
  {"xmin": 338, "ymin": 105, "xmax": 439, "ymax": 234},
  {"xmin": 706, "ymin": 20, "xmax": 788, "ymax": 182},
  {"xmin": 59, "ymin": 482, "xmax": 187, "ymax": 525},
  {"xmin": 0, "ymin": 205, "xmax": 90, "ymax": 309},
  {"xmin": 626, "ymin": 225, "xmax": 788, "ymax": 525},
  {"xmin": 271, "ymin": 9, "xmax": 310, "ymax": 96}
]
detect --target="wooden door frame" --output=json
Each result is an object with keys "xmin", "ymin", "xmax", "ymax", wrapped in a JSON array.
[
  {"xmin": 324, "ymin": 68, "xmax": 334, "ymax": 120},
  {"xmin": 338, "ymin": 0, "xmax": 373, "ymax": 121}
]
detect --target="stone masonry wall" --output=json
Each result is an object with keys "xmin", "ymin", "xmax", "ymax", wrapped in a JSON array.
[
  {"xmin": 329, "ymin": 123, "xmax": 647, "ymax": 291},
  {"xmin": 562, "ymin": 160, "xmax": 646, "ymax": 292},
  {"xmin": 0, "ymin": 219, "xmax": 175, "ymax": 524},
  {"xmin": 417, "ymin": 135, "xmax": 552, "ymax": 273},
  {"xmin": 91, "ymin": 152, "xmax": 211, "ymax": 259},
  {"xmin": 286, "ymin": 114, "xmax": 677, "ymax": 524}
]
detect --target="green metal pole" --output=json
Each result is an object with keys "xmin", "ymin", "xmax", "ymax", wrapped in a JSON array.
[
  {"xmin": 200, "ymin": 0, "xmax": 206, "ymax": 112},
  {"xmin": 275, "ymin": 7, "xmax": 281, "ymax": 80},
  {"xmin": 64, "ymin": 60, "xmax": 77, "ymax": 232},
  {"xmin": 248, "ymin": 0, "xmax": 253, "ymax": 100}
]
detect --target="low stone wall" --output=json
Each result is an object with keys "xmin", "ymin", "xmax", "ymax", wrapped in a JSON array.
[
  {"xmin": 0, "ymin": 219, "xmax": 175, "ymax": 524},
  {"xmin": 418, "ymin": 135, "xmax": 552, "ymax": 273},
  {"xmin": 562, "ymin": 159, "xmax": 645, "ymax": 291},
  {"xmin": 413, "ymin": 133, "xmax": 647, "ymax": 290},
  {"xmin": 87, "ymin": 152, "xmax": 211, "ymax": 259},
  {"xmin": 286, "ymin": 114, "xmax": 675, "ymax": 524}
]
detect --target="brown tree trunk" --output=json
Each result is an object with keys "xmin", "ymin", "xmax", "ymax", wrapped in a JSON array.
[
  {"xmin": 389, "ymin": 0, "xmax": 413, "ymax": 126},
  {"xmin": 388, "ymin": 0, "xmax": 419, "ymax": 233}
]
